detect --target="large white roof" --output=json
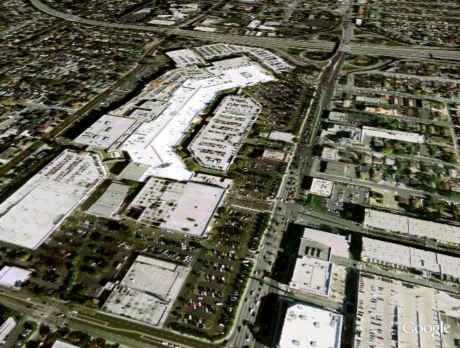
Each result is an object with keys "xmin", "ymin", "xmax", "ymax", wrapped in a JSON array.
[
  {"xmin": 364, "ymin": 209, "xmax": 460, "ymax": 245},
  {"xmin": 166, "ymin": 48, "xmax": 204, "ymax": 67},
  {"xmin": 51, "ymin": 340, "xmax": 79, "ymax": 348},
  {"xmin": 361, "ymin": 126, "xmax": 425, "ymax": 144},
  {"xmin": 0, "ymin": 150, "xmax": 106, "ymax": 249},
  {"xmin": 160, "ymin": 182, "xmax": 225, "ymax": 236},
  {"xmin": 120, "ymin": 56, "xmax": 274, "ymax": 182},
  {"xmin": 102, "ymin": 255, "xmax": 188, "ymax": 326},
  {"xmin": 302, "ymin": 228, "xmax": 350, "ymax": 258},
  {"xmin": 355, "ymin": 273, "xmax": 460, "ymax": 348},
  {"xmin": 279, "ymin": 302, "xmax": 342, "ymax": 348},
  {"xmin": 0, "ymin": 266, "xmax": 31, "ymax": 287},
  {"xmin": 130, "ymin": 178, "xmax": 224, "ymax": 236},
  {"xmin": 362, "ymin": 237, "xmax": 460, "ymax": 279},
  {"xmin": 289, "ymin": 256, "xmax": 332, "ymax": 296},
  {"xmin": 0, "ymin": 317, "xmax": 17, "ymax": 343},
  {"xmin": 87, "ymin": 182, "xmax": 129, "ymax": 218},
  {"xmin": 310, "ymin": 178, "xmax": 333, "ymax": 197},
  {"xmin": 74, "ymin": 115, "xmax": 137, "ymax": 149}
]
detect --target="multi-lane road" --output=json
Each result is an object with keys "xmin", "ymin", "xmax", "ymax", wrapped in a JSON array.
[
  {"xmin": 30, "ymin": 0, "xmax": 460, "ymax": 61},
  {"xmin": 0, "ymin": 288, "xmax": 214, "ymax": 348},
  {"xmin": 9, "ymin": 1, "xmax": 460, "ymax": 348},
  {"xmin": 29, "ymin": 0, "xmax": 334, "ymax": 51}
]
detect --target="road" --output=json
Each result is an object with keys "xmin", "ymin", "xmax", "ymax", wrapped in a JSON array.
[
  {"xmin": 308, "ymin": 159, "xmax": 460, "ymax": 203},
  {"xmin": 29, "ymin": 0, "xmax": 334, "ymax": 51},
  {"xmin": 226, "ymin": 3, "xmax": 354, "ymax": 345},
  {"xmin": 30, "ymin": 0, "xmax": 460, "ymax": 61},
  {"xmin": 0, "ymin": 39, "xmax": 163, "ymax": 177},
  {"xmin": 11, "ymin": 1, "xmax": 460, "ymax": 348},
  {"xmin": 0, "ymin": 288, "xmax": 214, "ymax": 348},
  {"xmin": 336, "ymin": 84, "xmax": 459, "ymax": 105}
]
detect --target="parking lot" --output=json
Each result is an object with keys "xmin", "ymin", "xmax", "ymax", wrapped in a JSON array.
[
  {"xmin": 237, "ymin": 157, "xmax": 286, "ymax": 200},
  {"xmin": 167, "ymin": 248, "xmax": 252, "ymax": 338},
  {"xmin": 325, "ymin": 183, "xmax": 369, "ymax": 213}
]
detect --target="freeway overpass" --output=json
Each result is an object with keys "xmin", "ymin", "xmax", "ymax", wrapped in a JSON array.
[
  {"xmin": 30, "ymin": 0, "xmax": 460, "ymax": 61},
  {"xmin": 29, "ymin": 0, "xmax": 334, "ymax": 51}
]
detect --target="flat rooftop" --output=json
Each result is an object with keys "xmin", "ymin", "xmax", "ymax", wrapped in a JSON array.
[
  {"xmin": 0, "ymin": 150, "xmax": 106, "ymax": 249},
  {"xmin": 189, "ymin": 95, "xmax": 261, "ymax": 171},
  {"xmin": 191, "ymin": 173, "xmax": 233, "ymax": 189},
  {"xmin": 0, "ymin": 266, "xmax": 31, "ymax": 288},
  {"xmin": 102, "ymin": 255, "xmax": 188, "ymax": 326},
  {"xmin": 310, "ymin": 178, "xmax": 333, "ymax": 197},
  {"xmin": 0, "ymin": 318, "xmax": 17, "ymax": 343},
  {"xmin": 51, "ymin": 340, "xmax": 79, "ymax": 348},
  {"xmin": 364, "ymin": 209, "xmax": 460, "ymax": 245},
  {"xmin": 194, "ymin": 44, "xmax": 293, "ymax": 72},
  {"xmin": 279, "ymin": 302, "xmax": 342, "ymax": 348},
  {"xmin": 362, "ymin": 237, "xmax": 460, "ymax": 280},
  {"xmin": 289, "ymin": 256, "xmax": 332, "ymax": 296},
  {"xmin": 268, "ymin": 131, "xmax": 294, "ymax": 143},
  {"xmin": 262, "ymin": 149, "xmax": 287, "ymax": 161},
  {"xmin": 361, "ymin": 126, "xmax": 425, "ymax": 144},
  {"xmin": 74, "ymin": 115, "xmax": 137, "ymax": 149},
  {"xmin": 119, "ymin": 56, "xmax": 274, "ymax": 182},
  {"xmin": 322, "ymin": 123, "xmax": 362, "ymax": 145},
  {"xmin": 355, "ymin": 272, "xmax": 460, "ymax": 348},
  {"xmin": 166, "ymin": 48, "xmax": 205, "ymax": 67},
  {"xmin": 303, "ymin": 228, "xmax": 350, "ymax": 258},
  {"xmin": 118, "ymin": 162, "xmax": 150, "ymax": 182},
  {"xmin": 87, "ymin": 182, "xmax": 129, "ymax": 218},
  {"xmin": 129, "ymin": 177, "xmax": 225, "ymax": 236}
]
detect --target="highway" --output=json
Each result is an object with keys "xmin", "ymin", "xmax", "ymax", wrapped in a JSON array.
[
  {"xmin": 12, "ymin": 1, "xmax": 460, "ymax": 348},
  {"xmin": 29, "ymin": 0, "xmax": 460, "ymax": 61},
  {"xmin": 0, "ymin": 288, "xmax": 214, "ymax": 348},
  {"xmin": 29, "ymin": 0, "xmax": 334, "ymax": 51}
]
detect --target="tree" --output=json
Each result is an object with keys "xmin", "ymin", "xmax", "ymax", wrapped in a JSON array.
[{"xmin": 39, "ymin": 325, "xmax": 51, "ymax": 336}]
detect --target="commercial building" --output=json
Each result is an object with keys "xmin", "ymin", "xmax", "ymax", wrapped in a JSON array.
[
  {"xmin": 364, "ymin": 209, "xmax": 460, "ymax": 245},
  {"xmin": 193, "ymin": 44, "xmax": 293, "ymax": 72},
  {"xmin": 0, "ymin": 150, "xmax": 106, "ymax": 249},
  {"xmin": 128, "ymin": 177, "xmax": 225, "ymax": 236},
  {"xmin": 87, "ymin": 182, "xmax": 130, "ymax": 218},
  {"xmin": 189, "ymin": 95, "xmax": 261, "ymax": 171},
  {"xmin": 0, "ymin": 266, "xmax": 31, "ymax": 288},
  {"xmin": 102, "ymin": 255, "xmax": 188, "ymax": 327},
  {"xmin": 262, "ymin": 149, "xmax": 288, "ymax": 162},
  {"xmin": 321, "ymin": 123, "xmax": 362, "ymax": 145},
  {"xmin": 362, "ymin": 237, "xmax": 460, "ymax": 281},
  {"xmin": 361, "ymin": 126, "xmax": 425, "ymax": 144},
  {"xmin": 51, "ymin": 340, "xmax": 81, "ymax": 348},
  {"xmin": 310, "ymin": 178, "xmax": 333, "ymax": 197},
  {"xmin": 289, "ymin": 256, "xmax": 332, "ymax": 296},
  {"xmin": 288, "ymin": 228, "xmax": 348, "ymax": 296},
  {"xmin": 166, "ymin": 49, "xmax": 205, "ymax": 67},
  {"xmin": 354, "ymin": 272, "xmax": 460, "ymax": 348},
  {"xmin": 191, "ymin": 173, "xmax": 233, "ymax": 189},
  {"xmin": 321, "ymin": 147, "xmax": 340, "ymax": 161},
  {"xmin": 303, "ymin": 228, "xmax": 350, "ymax": 259},
  {"xmin": 0, "ymin": 318, "xmax": 17, "ymax": 344},
  {"xmin": 74, "ymin": 115, "xmax": 138, "ymax": 149},
  {"xmin": 118, "ymin": 55, "xmax": 275, "ymax": 182},
  {"xmin": 268, "ymin": 131, "xmax": 294, "ymax": 143},
  {"xmin": 277, "ymin": 301, "xmax": 342, "ymax": 348}
]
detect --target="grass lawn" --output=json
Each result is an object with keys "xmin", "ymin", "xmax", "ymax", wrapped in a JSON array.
[
  {"xmin": 306, "ymin": 194, "xmax": 326, "ymax": 210},
  {"xmin": 338, "ymin": 75, "xmax": 348, "ymax": 85},
  {"xmin": 223, "ymin": 17, "xmax": 247, "ymax": 26}
]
